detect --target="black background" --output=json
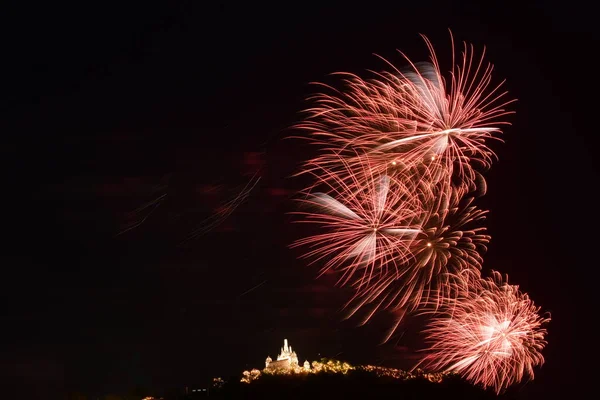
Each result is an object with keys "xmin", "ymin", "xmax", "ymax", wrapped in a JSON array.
[{"xmin": 2, "ymin": 1, "xmax": 596, "ymax": 398}]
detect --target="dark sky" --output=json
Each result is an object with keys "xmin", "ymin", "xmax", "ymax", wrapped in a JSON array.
[{"xmin": 2, "ymin": 1, "xmax": 597, "ymax": 399}]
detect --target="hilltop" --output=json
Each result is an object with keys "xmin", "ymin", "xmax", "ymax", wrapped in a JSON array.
[{"xmin": 208, "ymin": 358, "xmax": 497, "ymax": 399}]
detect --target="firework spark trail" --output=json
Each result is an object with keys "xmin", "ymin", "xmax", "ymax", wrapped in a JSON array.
[
  {"xmin": 115, "ymin": 175, "xmax": 171, "ymax": 237},
  {"xmin": 179, "ymin": 173, "xmax": 261, "ymax": 245},
  {"xmin": 237, "ymin": 279, "xmax": 267, "ymax": 298},
  {"xmin": 115, "ymin": 192, "xmax": 168, "ymax": 236},
  {"xmin": 416, "ymin": 270, "xmax": 550, "ymax": 394},
  {"xmin": 290, "ymin": 154, "xmax": 426, "ymax": 293}
]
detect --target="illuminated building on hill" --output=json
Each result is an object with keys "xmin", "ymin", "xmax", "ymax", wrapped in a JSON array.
[{"xmin": 265, "ymin": 339, "xmax": 309, "ymax": 371}]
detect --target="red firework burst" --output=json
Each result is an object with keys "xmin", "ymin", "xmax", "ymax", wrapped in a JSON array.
[
  {"xmin": 342, "ymin": 187, "xmax": 490, "ymax": 341},
  {"xmin": 290, "ymin": 154, "xmax": 425, "ymax": 292},
  {"xmin": 418, "ymin": 270, "xmax": 550, "ymax": 394},
  {"xmin": 294, "ymin": 32, "xmax": 515, "ymax": 191}
]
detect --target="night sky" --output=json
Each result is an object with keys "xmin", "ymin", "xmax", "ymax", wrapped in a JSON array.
[{"xmin": 3, "ymin": 1, "xmax": 597, "ymax": 399}]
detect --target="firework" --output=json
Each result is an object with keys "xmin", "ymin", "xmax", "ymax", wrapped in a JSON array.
[
  {"xmin": 409, "ymin": 191, "xmax": 490, "ymax": 305},
  {"xmin": 294, "ymin": 32, "xmax": 514, "ymax": 191},
  {"xmin": 342, "ymin": 188, "xmax": 490, "ymax": 339},
  {"xmin": 418, "ymin": 270, "xmax": 550, "ymax": 394},
  {"xmin": 290, "ymin": 154, "xmax": 425, "ymax": 292}
]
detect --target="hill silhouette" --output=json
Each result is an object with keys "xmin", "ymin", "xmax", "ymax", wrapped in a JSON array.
[
  {"xmin": 213, "ymin": 372, "xmax": 496, "ymax": 399},
  {"xmin": 208, "ymin": 359, "xmax": 498, "ymax": 399}
]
